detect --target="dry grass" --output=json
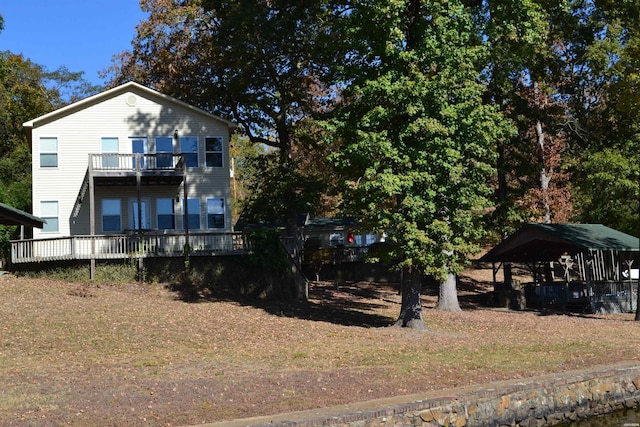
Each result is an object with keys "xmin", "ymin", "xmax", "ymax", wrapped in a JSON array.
[{"xmin": 0, "ymin": 269, "xmax": 639, "ymax": 426}]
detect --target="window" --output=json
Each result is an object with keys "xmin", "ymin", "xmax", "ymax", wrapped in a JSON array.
[
  {"xmin": 40, "ymin": 137, "xmax": 58, "ymax": 167},
  {"xmin": 101, "ymin": 137, "xmax": 119, "ymax": 168},
  {"xmin": 355, "ymin": 233, "xmax": 378, "ymax": 245},
  {"xmin": 102, "ymin": 199, "xmax": 121, "ymax": 232},
  {"xmin": 205, "ymin": 137, "xmax": 223, "ymax": 168},
  {"xmin": 157, "ymin": 198, "xmax": 175, "ymax": 230},
  {"xmin": 330, "ymin": 232, "xmax": 344, "ymax": 246},
  {"xmin": 182, "ymin": 198, "xmax": 200, "ymax": 230},
  {"xmin": 155, "ymin": 136, "xmax": 174, "ymax": 168},
  {"xmin": 365, "ymin": 233, "xmax": 377, "ymax": 245},
  {"xmin": 41, "ymin": 201, "xmax": 59, "ymax": 232},
  {"xmin": 180, "ymin": 136, "xmax": 198, "ymax": 168},
  {"xmin": 130, "ymin": 137, "xmax": 148, "ymax": 169},
  {"xmin": 129, "ymin": 199, "xmax": 150, "ymax": 230},
  {"xmin": 207, "ymin": 198, "xmax": 225, "ymax": 229}
]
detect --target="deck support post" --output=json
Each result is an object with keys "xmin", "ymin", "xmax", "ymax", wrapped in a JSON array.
[
  {"xmin": 182, "ymin": 153, "xmax": 190, "ymax": 269},
  {"xmin": 136, "ymin": 157, "xmax": 143, "ymax": 282},
  {"xmin": 89, "ymin": 154, "xmax": 96, "ymax": 280}
]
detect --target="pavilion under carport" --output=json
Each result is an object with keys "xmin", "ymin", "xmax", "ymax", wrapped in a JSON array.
[{"xmin": 479, "ymin": 223, "xmax": 639, "ymax": 314}]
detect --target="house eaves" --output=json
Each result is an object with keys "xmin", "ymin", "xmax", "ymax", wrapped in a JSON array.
[{"xmin": 23, "ymin": 81, "xmax": 237, "ymax": 136}]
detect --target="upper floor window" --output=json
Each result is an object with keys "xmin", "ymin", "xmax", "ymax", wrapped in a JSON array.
[
  {"xmin": 130, "ymin": 137, "xmax": 148, "ymax": 169},
  {"xmin": 205, "ymin": 137, "xmax": 223, "ymax": 168},
  {"xmin": 41, "ymin": 201, "xmax": 59, "ymax": 232},
  {"xmin": 40, "ymin": 137, "xmax": 58, "ymax": 168},
  {"xmin": 102, "ymin": 199, "xmax": 121, "ymax": 232},
  {"xmin": 179, "ymin": 136, "xmax": 199, "ymax": 168},
  {"xmin": 101, "ymin": 137, "xmax": 119, "ymax": 168},
  {"xmin": 155, "ymin": 136, "xmax": 174, "ymax": 169}
]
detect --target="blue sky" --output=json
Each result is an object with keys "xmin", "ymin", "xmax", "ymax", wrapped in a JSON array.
[{"xmin": 1, "ymin": 1, "xmax": 148, "ymax": 85}]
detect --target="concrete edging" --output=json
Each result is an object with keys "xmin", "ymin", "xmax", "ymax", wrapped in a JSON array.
[{"xmin": 202, "ymin": 361, "xmax": 640, "ymax": 427}]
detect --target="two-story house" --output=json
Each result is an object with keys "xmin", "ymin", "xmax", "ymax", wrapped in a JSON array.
[{"xmin": 14, "ymin": 82, "xmax": 240, "ymax": 267}]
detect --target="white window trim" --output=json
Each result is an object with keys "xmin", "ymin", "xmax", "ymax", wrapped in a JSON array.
[
  {"xmin": 102, "ymin": 199, "xmax": 122, "ymax": 233},
  {"xmin": 154, "ymin": 136, "xmax": 175, "ymax": 154},
  {"xmin": 100, "ymin": 136, "xmax": 120, "ymax": 169},
  {"xmin": 128, "ymin": 197, "xmax": 151, "ymax": 230},
  {"xmin": 156, "ymin": 198, "xmax": 176, "ymax": 230},
  {"xmin": 39, "ymin": 136, "xmax": 59, "ymax": 168},
  {"xmin": 40, "ymin": 200, "xmax": 59, "ymax": 233},
  {"xmin": 182, "ymin": 197, "xmax": 201, "ymax": 230},
  {"xmin": 155, "ymin": 136, "xmax": 175, "ymax": 169},
  {"xmin": 205, "ymin": 136, "xmax": 224, "ymax": 168},
  {"xmin": 179, "ymin": 136, "xmax": 199, "ymax": 168},
  {"xmin": 206, "ymin": 197, "xmax": 226, "ymax": 229}
]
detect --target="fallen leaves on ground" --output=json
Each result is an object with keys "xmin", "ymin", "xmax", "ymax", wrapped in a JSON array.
[{"xmin": 0, "ymin": 272, "xmax": 638, "ymax": 426}]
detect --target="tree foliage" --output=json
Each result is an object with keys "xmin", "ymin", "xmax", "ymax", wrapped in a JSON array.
[
  {"xmin": 0, "ymin": 18, "xmax": 99, "ymax": 260},
  {"xmin": 324, "ymin": 0, "xmax": 512, "ymax": 322},
  {"xmin": 564, "ymin": 1, "xmax": 640, "ymax": 236},
  {"xmin": 106, "ymin": 0, "xmax": 337, "ymax": 234},
  {"xmin": 473, "ymin": 0, "xmax": 639, "ymax": 236},
  {"xmin": 329, "ymin": 0, "xmax": 510, "ymax": 278}
]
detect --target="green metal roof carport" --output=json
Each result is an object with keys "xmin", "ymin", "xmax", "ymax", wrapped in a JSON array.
[
  {"xmin": 0, "ymin": 202, "xmax": 45, "ymax": 229},
  {"xmin": 479, "ymin": 223, "xmax": 639, "ymax": 264},
  {"xmin": 478, "ymin": 223, "xmax": 639, "ymax": 313}
]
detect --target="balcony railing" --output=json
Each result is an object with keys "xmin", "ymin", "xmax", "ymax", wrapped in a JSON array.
[
  {"xmin": 90, "ymin": 153, "xmax": 184, "ymax": 173},
  {"xmin": 11, "ymin": 232, "xmax": 249, "ymax": 264}
]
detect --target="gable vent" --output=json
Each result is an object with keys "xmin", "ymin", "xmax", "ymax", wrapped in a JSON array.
[{"xmin": 126, "ymin": 94, "xmax": 138, "ymax": 106}]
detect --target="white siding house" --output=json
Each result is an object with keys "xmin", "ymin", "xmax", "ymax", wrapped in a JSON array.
[{"xmin": 16, "ymin": 82, "xmax": 239, "ymax": 263}]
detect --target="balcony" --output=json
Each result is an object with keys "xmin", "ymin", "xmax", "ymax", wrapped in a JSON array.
[{"xmin": 89, "ymin": 153, "xmax": 185, "ymax": 186}]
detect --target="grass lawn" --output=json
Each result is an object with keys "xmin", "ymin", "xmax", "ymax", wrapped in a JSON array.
[{"xmin": 0, "ymin": 268, "xmax": 638, "ymax": 426}]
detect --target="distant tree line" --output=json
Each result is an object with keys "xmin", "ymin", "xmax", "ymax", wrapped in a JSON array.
[{"xmin": 0, "ymin": 15, "xmax": 100, "ymax": 259}]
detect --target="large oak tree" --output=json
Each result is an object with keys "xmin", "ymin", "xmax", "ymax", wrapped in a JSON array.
[
  {"xmin": 326, "ymin": 0, "xmax": 512, "ymax": 326},
  {"xmin": 106, "ymin": 0, "xmax": 336, "ymax": 237}
]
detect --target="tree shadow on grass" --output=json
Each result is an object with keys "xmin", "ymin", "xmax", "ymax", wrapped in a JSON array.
[
  {"xmin": 169, "ymin": 280, "xmax": 397, "ymax": 328},
  {"xmin": 420, "ymin": 273, "xmax": 496, "ymax": 310}
]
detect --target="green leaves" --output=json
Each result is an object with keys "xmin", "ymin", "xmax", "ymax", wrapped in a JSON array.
[
  {"xmin": 329, "ymin": 0, "xmax": 510, "ymax": 281},
  {"xmin": 573, "ymin": 145, "xmax": 640, "ymax": 236}
]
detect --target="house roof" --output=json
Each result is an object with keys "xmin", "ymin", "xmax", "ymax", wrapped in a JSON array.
[
  {"xmin": 479, "ymin": 223, "xmax": 639, "ymax": 263},
  {"xmin": 303, "ymin": 217, "xmax": 357, "ymax": 230},
  {"xmin": 234, "ymin": 214, "xmax": 358, "ymax": 232},
  {"xmin": 23, "ymin": 81, "xmax": 237, "ymax": 132},
  {"xmin": 0, "ymin": 202, "xmax": 45, "ymax": 228}
]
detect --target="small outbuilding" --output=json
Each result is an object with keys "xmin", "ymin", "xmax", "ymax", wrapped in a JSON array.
[
  {"xmin": 0, "ymin": 202, "xmax": 45, "ymax": 229},
  {"xmin": 480, "ymin": 223, "xmax": 639, "ymax": 314},
  {"xmin": 0, "ymin": 202, "xmax": 45, "ymax": 270}
]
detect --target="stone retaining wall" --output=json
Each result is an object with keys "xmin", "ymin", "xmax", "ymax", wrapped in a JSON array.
[{"xmin": 211, "ymin": 362, "xmax": 640, "ymax": 427}]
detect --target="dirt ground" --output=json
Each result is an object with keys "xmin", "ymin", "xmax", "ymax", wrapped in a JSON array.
[{"xmin": 0, "ymin": 266, "xmax": 639, "ymax": 426}]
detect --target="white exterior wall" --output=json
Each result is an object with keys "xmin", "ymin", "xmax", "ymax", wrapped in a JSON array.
[{"xmin": 30, "ymin": 86, "xmax": 233, "ymax": 239}]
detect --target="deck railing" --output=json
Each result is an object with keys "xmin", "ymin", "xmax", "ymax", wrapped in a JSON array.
[
  {"xmin": 11, "ymin": 232, "xmax": 249, "ymax": 264},
  {"xmin": 590, "ymin": 280, "xmax": 639, "ymax": 313},
  {"xmin": 525, "ymin": 280, "xmax": 639, "ymax": 313},
  {"xmin": 90, "ymin": 153, "xmax": 183, "ymax": 172}
]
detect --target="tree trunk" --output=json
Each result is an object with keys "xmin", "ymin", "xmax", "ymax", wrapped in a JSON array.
[
  {"xmin": 435, "ymin": 272, "xmax": 462, "ymax": 312},
  {"xmin": 394, "ymin": 266, "xmax": 426, "ymax": 330},
  {"xmin": 535, "ymin": 119, "xmax": 552, "ymax": 224}
]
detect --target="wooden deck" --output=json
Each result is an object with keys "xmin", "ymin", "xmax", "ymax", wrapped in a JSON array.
[{"xmin": 11, "ymin": 232, "xmax": 249, "ymax": 264}]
